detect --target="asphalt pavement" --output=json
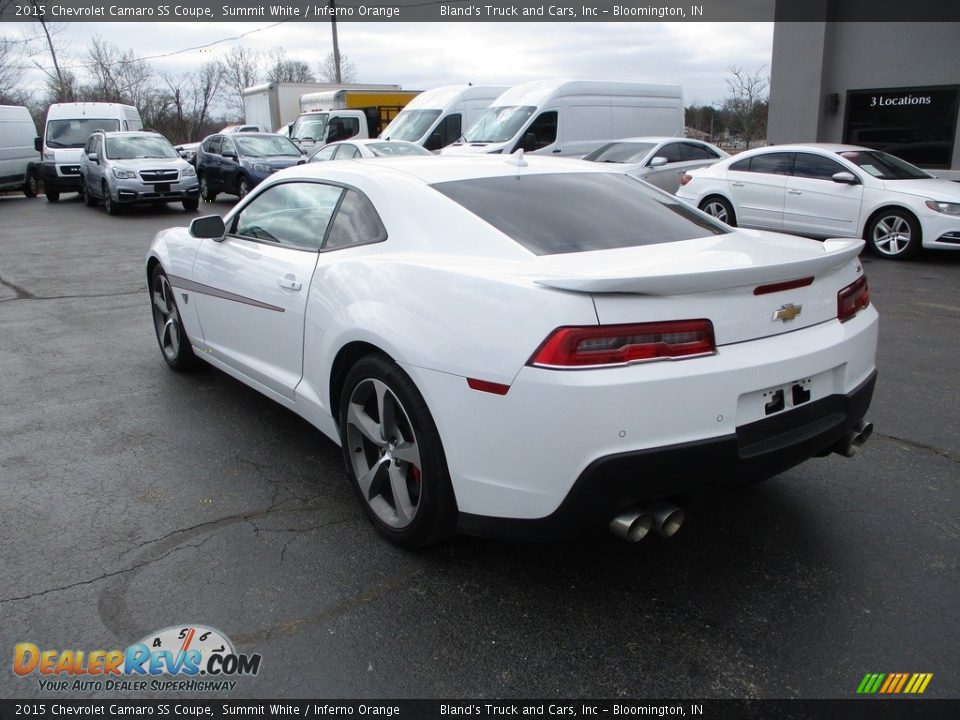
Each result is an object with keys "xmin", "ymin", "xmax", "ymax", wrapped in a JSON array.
[{"xmin": 1, "ymin": 192, "xmax": 957, "ymax": 700}]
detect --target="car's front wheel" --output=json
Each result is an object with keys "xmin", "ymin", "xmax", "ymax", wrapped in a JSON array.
[
  {"xmin": 45, "ymin": 189, "xmax": 60, "ymax": 202},
  {"xmin": 339, "ymin": 355, "xmax": 457, "ymax": 548},
  {"xmin": 199, "ymin": 174, "xmax": 217, "ymax": 202},
  {"xmin": 699, "ymin": 196, "xmax": 736, "ymax": 226},
  {"xmin": 866, "ymin": 209, "xmax": 921, "ymax": 260},
  {"xmin": 103, "ymin": 182, "xmax": 119, "ymax": 215},
  {"xmin": 150, "ymin": 266, "xmax": 198, "ymax": 371},
  {"xmin": 237, "ymin": 175, "xmax": 250, "ymax": 200},
  {"xmin": 182, "ymin": 198, "xmax": 199, "ymax": 212},
  {"xmin": 24, "ymin": 171, "xmax": 39, "ymax": 198},
  {"xmin": 82, "ymin": 181, "xmax": 97, "ymax": 207}
]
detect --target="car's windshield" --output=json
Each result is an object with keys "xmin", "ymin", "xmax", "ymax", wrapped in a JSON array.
[
  {"xmin": 46, "ymin": 119, "xmax": 120, "ymax": 148},
  {"xmin": 235, "ymin": 135, "xmax": 301, "ymax": 158},
  {"xmin": 291, "ymin": 114, "xmax": 329, "ymax": 141},
  {"xmin": 463, "ymin": 106, "xmax": 536, "ymax": 144},
  {"xmin": 366, "ymin": 142, "xmax": 432, "ymax": 157},
  {"xmin": 381, "ymin": 109, "xmax": 442, "ymax": 142},
  {"xmin": 584, "ymin": 142, "xmax": 658, "ymax": 164},
  {"xmin": 105, "ymin": 135, "xmax": 178, "ymax": 160},
  {"xmin": 838, "ymin": 150, "xmax": 931, "ymax": 180},
  {"xmin": 433, "ymin": 172, "xmax": 728, "ymax": 256}
]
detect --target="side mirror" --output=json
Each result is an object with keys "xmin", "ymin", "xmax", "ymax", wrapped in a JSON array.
[
  {"xmin": 221, "ymin": 150, "xmax": 237, "ymax": 160},
  {"xmin": 189, "ymin": 215, "xmax": 226, "ymax": 240},
  {"xmin": 649, "ymin": 156, "xmax": 668, "ymax": 167},
  {"xmin": 34, "ymin": 137, "xmax": 42, "ymax": 152},
  {"xmin": 87, "ymin": 152, "xmax": 99, "ymax": 163},
  {"xmin": 832, "ymin": 171, "xmax": 859, "ymax": 185},
  {"xmin": 521, "ymin": 132, "xmax": 538, "ymax": 152}
]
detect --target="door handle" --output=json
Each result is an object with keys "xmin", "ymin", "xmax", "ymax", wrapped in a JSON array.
[
  {"xmin": 278, "ymin": 276, "xmax": 302, "ymax": 291},
  {"xmin": 731, "ymin": 181, "xmax": 744, "ymax": 187},
  {"xmin": 551, "ymin": 148, "xmax": 562, "ymax": 153},
  {"xmin": 787, "ymin": 189, "xmax": 802, "ymax": 195}
]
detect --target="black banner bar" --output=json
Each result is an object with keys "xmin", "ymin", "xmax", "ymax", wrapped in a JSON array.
[
  {"xmin": 1, "ymin": 700, "xmax": 959, "ymax": 720},
  {"xmin": 2, "ymin": 0, "xmax": 960, "ymax": 23}
]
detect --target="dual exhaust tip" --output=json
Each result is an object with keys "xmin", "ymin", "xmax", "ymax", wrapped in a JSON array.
[
  {"xmin": 610, "ymin": 501, "xmax": 684, "ymax": 543},
  {"xmin": 834, "ymin": 420, "xmax": 874, "ymax": 458}
]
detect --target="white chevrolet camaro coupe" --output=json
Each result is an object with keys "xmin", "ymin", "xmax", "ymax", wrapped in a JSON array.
[
  {"xmin": 147, "ymin": 155, "xmax": 878, "ymax": 547},
  {"xmin": 676, "ymin": 143, "xmax": 960, "ymax": 260}
]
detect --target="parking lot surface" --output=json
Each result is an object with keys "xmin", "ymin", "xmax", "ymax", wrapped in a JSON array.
[{"xmin": 1, "ymin": 193, "xmax": 957, "ymax": 699}]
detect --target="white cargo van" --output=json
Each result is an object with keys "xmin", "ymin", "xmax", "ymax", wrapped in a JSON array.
[
  {"xmin": 0, "ymin": 105, "xmax": 41, "ymax": 197},
  {"xmin": 443, "ymin": 80, "xmax": 683, "ymax": 158},
  {"xmin": 379, "ymin": 85, "xmax": 508, "ymax": 151},
  {"xmin": 37, "ymin": 102, "xmax": 142, "ymax": 201}
]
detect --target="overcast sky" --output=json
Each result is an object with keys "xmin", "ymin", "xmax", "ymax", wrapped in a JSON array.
[{"xmin": 10, "ymin": 21, "xmax": 773, "ymax": 108}]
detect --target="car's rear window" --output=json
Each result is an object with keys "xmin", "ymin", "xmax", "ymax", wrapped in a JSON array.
[{"xmin": 432, "ymin": 172, "xmax": 728, "ymax": 255}]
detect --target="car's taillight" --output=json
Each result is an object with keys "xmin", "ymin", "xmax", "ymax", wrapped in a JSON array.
[
  {"xmin": 837, "ymin": 276, "xmax": 869, "ymax": 323},
  {"xmin": 679, "ymin": 173, "xmax": 693, "ymax": 186},
  {"xmin": 528, "ymin": 320, "xmax": 716, "ymax": 368}
]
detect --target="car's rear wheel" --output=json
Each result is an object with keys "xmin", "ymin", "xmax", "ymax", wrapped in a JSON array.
[
  {"xmin": 339, "ymin": 355, "xmax": 457, "ymax": 548},
  {"xmin": 699, "ymin": 196, "xmax": 736, "ymax": 226},
  {"xmin": 866, "ymin": 209, "xmax": 921, "ymax": 260},
  {"xmin": 199, "ymin": 174, "xmax": 217, "ymax": 202},
  {"xmin": 150, "ymin": 266, "xmax": 198, "ymax": 371}
]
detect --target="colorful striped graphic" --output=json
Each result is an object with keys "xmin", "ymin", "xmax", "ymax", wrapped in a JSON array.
[{"xmin": 857, "ymin": 673, "xmax": 933, "ymax": 694}]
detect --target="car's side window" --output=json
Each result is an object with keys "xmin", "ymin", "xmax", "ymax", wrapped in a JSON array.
[
  {"xmin": 681, "ymin": 142, "xmax": 717, "ymax": 161},
  {"xmin": 729, "ymin": 157, "xmax": 751, "ymax": 172},
  {"xmin": 205, "ymin": 136, "xmax": 221, "ymax": 154},
  {"xmin": 231, "ymin": 182, "xmax": 345, "ymax": 251},
  {"xmin": 84, "ymin": 136, "xmax": 96, "ymax": 154},
  {"xmin": 792, "ymin": 153, "xmax": 847, "ymax": 180},
  {"xmin": 747, "ymin": 152, "xmax": 795, "ymax": 175},
  {"xmin": 324, "ymin": 189, "xmax": 388, "ymax": 250},
  {"xmin": 334, "ymin": 144, "xmax": 360, "ymax": 159},
  {"xmin": 526, "ymin": 111, "xmax": 558, "ymax": 149},
  {"xmin": 221, "ymin": 137, "xmax": 237, "ymax": 157},
  {"xmin": 311, "ymin": 145, "xmax": 338, "ymax": 162},
  {"xmin": 655, "ymin": 143, "xmax": 683, "ymax": 164}
]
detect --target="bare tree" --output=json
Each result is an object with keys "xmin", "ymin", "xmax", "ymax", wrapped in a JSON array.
[
  {"xmin": 86, "ymin": 36, "xmax": 153, "ymax": 108},
  {"xmin": 219, "ymin": 46, "xmax": 261, "ymax": 119},
  {"xmin": 0, "ymin": 36, "xmax": 31, "ymax": 105},
  {"xmin": 317, "ymin": 52, "xmax": 357, "ymax": 84},
  {"xmin": 722, "ymin": 65, "xmax": 769, "ymax": 149},
  {"xmin": 265, "ymin": 48, "xmax": 315, "ymax": 83},
  {"xmin": 161, "ymin": 62, "xmax": 223, "ymax": 142}
]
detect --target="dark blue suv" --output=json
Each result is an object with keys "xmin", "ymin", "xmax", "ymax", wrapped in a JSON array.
[{"xmin": 196, "ymin": 133, "xmax": 305, "ymax": 201}]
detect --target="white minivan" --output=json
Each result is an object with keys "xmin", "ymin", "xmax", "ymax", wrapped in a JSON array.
[
  {"xmin": 37, "ymin": 102, "xmax": 142, "ymax": 201},
  {"xmin": 0, "ymin": 105, "xmax": 41, "ymax": 197},
  {"xmin": 379, "ymin": 84, "xmax": 508, "ymax": 151},
  {"xmin": 443, "ymin": 79, "xmax": 684, "ymax": 158}
]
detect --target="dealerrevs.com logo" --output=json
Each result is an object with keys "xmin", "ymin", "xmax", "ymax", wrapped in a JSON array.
[{"xmin": 13, "ymin": 625, "xmax": 261, "ymax": 693}]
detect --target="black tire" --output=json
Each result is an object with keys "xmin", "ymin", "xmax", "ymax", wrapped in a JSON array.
[
  {"xmin": 237, "ymin": 175, "xmax": 250, "ymax": 200},
  {"xmin": 149, "ymin": 265, "xmax": 199, "ymax": 371},
  {"xmin": 865, "ymin": 208, "xmax": 921, "ymax": 260},
  {"xmin": 182, "ymin": 197, "xmax": 200, "ymax": 212},
  {"xmin": 23, "ymin": 171, "xmax": 39, "ymax": 198},
  {"xmin": 339, "ymin": 355, "xmax": 457, "ymax": 548},
  {"xmin": 45, "ymin": 189, "xmax": 60, "ymax": 202},
  {"xmin": 81, "ymin": 181, "xmax": 98, "ymax": 207},
  {"xmin": 103, "ymin": 182, "xmax": 119, "ymax": 215},
  {"xmin": 699, "ymin": 195, "xmax": 737, "ymax": 226},
  {"xmin": 199, "ymin": 174, "xmax": 217, "ymax": 202}
]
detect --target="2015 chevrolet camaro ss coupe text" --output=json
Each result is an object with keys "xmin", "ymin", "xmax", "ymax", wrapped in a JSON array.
[{"xmin": 146, "ymin": 155, "xmax": 878, "ymax": 547}]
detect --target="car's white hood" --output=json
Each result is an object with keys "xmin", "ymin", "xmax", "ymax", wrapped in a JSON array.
[{"xmin": 881, "ymin": 177, "xmax": 960, "ymax": 201}]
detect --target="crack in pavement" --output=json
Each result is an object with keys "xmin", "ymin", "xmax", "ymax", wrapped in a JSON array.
[
  {"xmin": 0, "ymin": 286, "xmax": 146, "ymax": 303},
  {"xmin": 876, "ymin": 432, "xmax": 960, "ymax": 465},
  {"xmin": 0, "ymin": 535, "xmax": 218, "ymax": 606}
]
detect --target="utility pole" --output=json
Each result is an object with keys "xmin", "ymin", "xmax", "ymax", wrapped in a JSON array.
[{"xmin": 329, "ymin": 0, "xmax": 342, "ymax": 84}]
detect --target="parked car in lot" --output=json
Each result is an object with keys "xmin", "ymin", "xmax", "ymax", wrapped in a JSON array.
[
  {"xmin": 0, "ymin": 105, "xmax": 41, "ymax": 197},
  {"xmin": 309, "ymin": 139, "xmax": 433, "ymax": 162},
  {"xmin": 174, "ymin": 142, "xmax": 200, "ymax": 165},
  {"xmin": 146, "ymin": 156, "xmax": 877, "ymax": 547},
  {"xmin": 196, "ymin": 132, "xmax": 304, "ymax": 201},
  {"xmin": 80, "ymin": 130, "xmax": 199, "ymax": 214},
  {"xmin": 583, "ymin": 137, "xmax": 728, "ymax": 194},
  {"xmin": 676, "ymin": 143, "xmax": 960, "ymax": 260}
]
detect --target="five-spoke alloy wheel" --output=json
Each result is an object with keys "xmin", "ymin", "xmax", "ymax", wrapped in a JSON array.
[
  {"xmin": 150, "ymin": 266, "xmax": 197, "ymax": 371},
  {"xmin": 866, "ymin": 210, "xmax": 921, "ymax": 260},
  {"xmin": 699, "ymin": 196, "xmax": 736, "ymax": 226}
]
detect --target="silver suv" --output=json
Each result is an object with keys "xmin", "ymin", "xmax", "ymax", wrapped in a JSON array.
[{"xmin": 79, "ymin": 131, "xmax": 200, "ymax": 215}]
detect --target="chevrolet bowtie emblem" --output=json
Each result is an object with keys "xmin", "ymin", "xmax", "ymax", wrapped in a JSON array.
[{"xmin": 773, "ymin": 303, "xmax": 802, "ymax": 322}]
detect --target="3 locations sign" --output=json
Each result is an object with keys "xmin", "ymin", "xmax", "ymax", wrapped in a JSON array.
[{"xmin": 845, "ymin": 85, "xmax": 959, "ymax": 168}]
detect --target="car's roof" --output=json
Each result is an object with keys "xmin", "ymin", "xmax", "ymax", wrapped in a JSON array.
[
  {"xmin": 605, "ymin": 136, "xmax": 703, "ymax": 145},
  {"xmin": 331, "ymin": 139, "xmax": 421, "ymax": 146},
  {"xmin": 286, "ymin": 155, "xmax": 615, "ymax": 185},
  {"xmin": 740, "ymin": 143, "xmax": 867, "ymax": 154},
  {"xmin": 99, "ymin": 130, "xmax": 161, "ymax": 137}
]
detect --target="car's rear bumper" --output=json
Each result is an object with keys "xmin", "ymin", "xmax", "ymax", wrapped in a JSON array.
[{"xmin": 457, "ymin": 370, "xmax": 876, "ymax": 540}]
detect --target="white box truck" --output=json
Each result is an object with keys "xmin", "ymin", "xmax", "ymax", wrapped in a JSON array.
[
  {"xmin": 379, "ymin": 85, "xmax": 508, "ymax": 151},
  {"xmin": 0, "ymin": 105, "xmax": 41, "ymax": 197},
  {"xmin": 443, "ymin": 79, "xmax": 684, "ymax": 158},
  {"xmin": 242, "ymin": 82, "xmax": 403, "ymax": 135},
  {"xmin": 36, "ymin": 102, "xmax": 142, "ymax": 201}
]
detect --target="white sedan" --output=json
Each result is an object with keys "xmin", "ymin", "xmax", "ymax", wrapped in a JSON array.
[
  {"xmin": 676, "ymin": 143, "xmax": 960, "ymax": 260},
  {"xmin": 146, "ymin": 156, "xmax": 878, "ymax": 547},
  {"xmin": 582, "ymin": 137, "xmax": 729, "ymax": 194},
  {"xmin": 309, "ymin": 139, "xmax": 432, "ymax": 162}
]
